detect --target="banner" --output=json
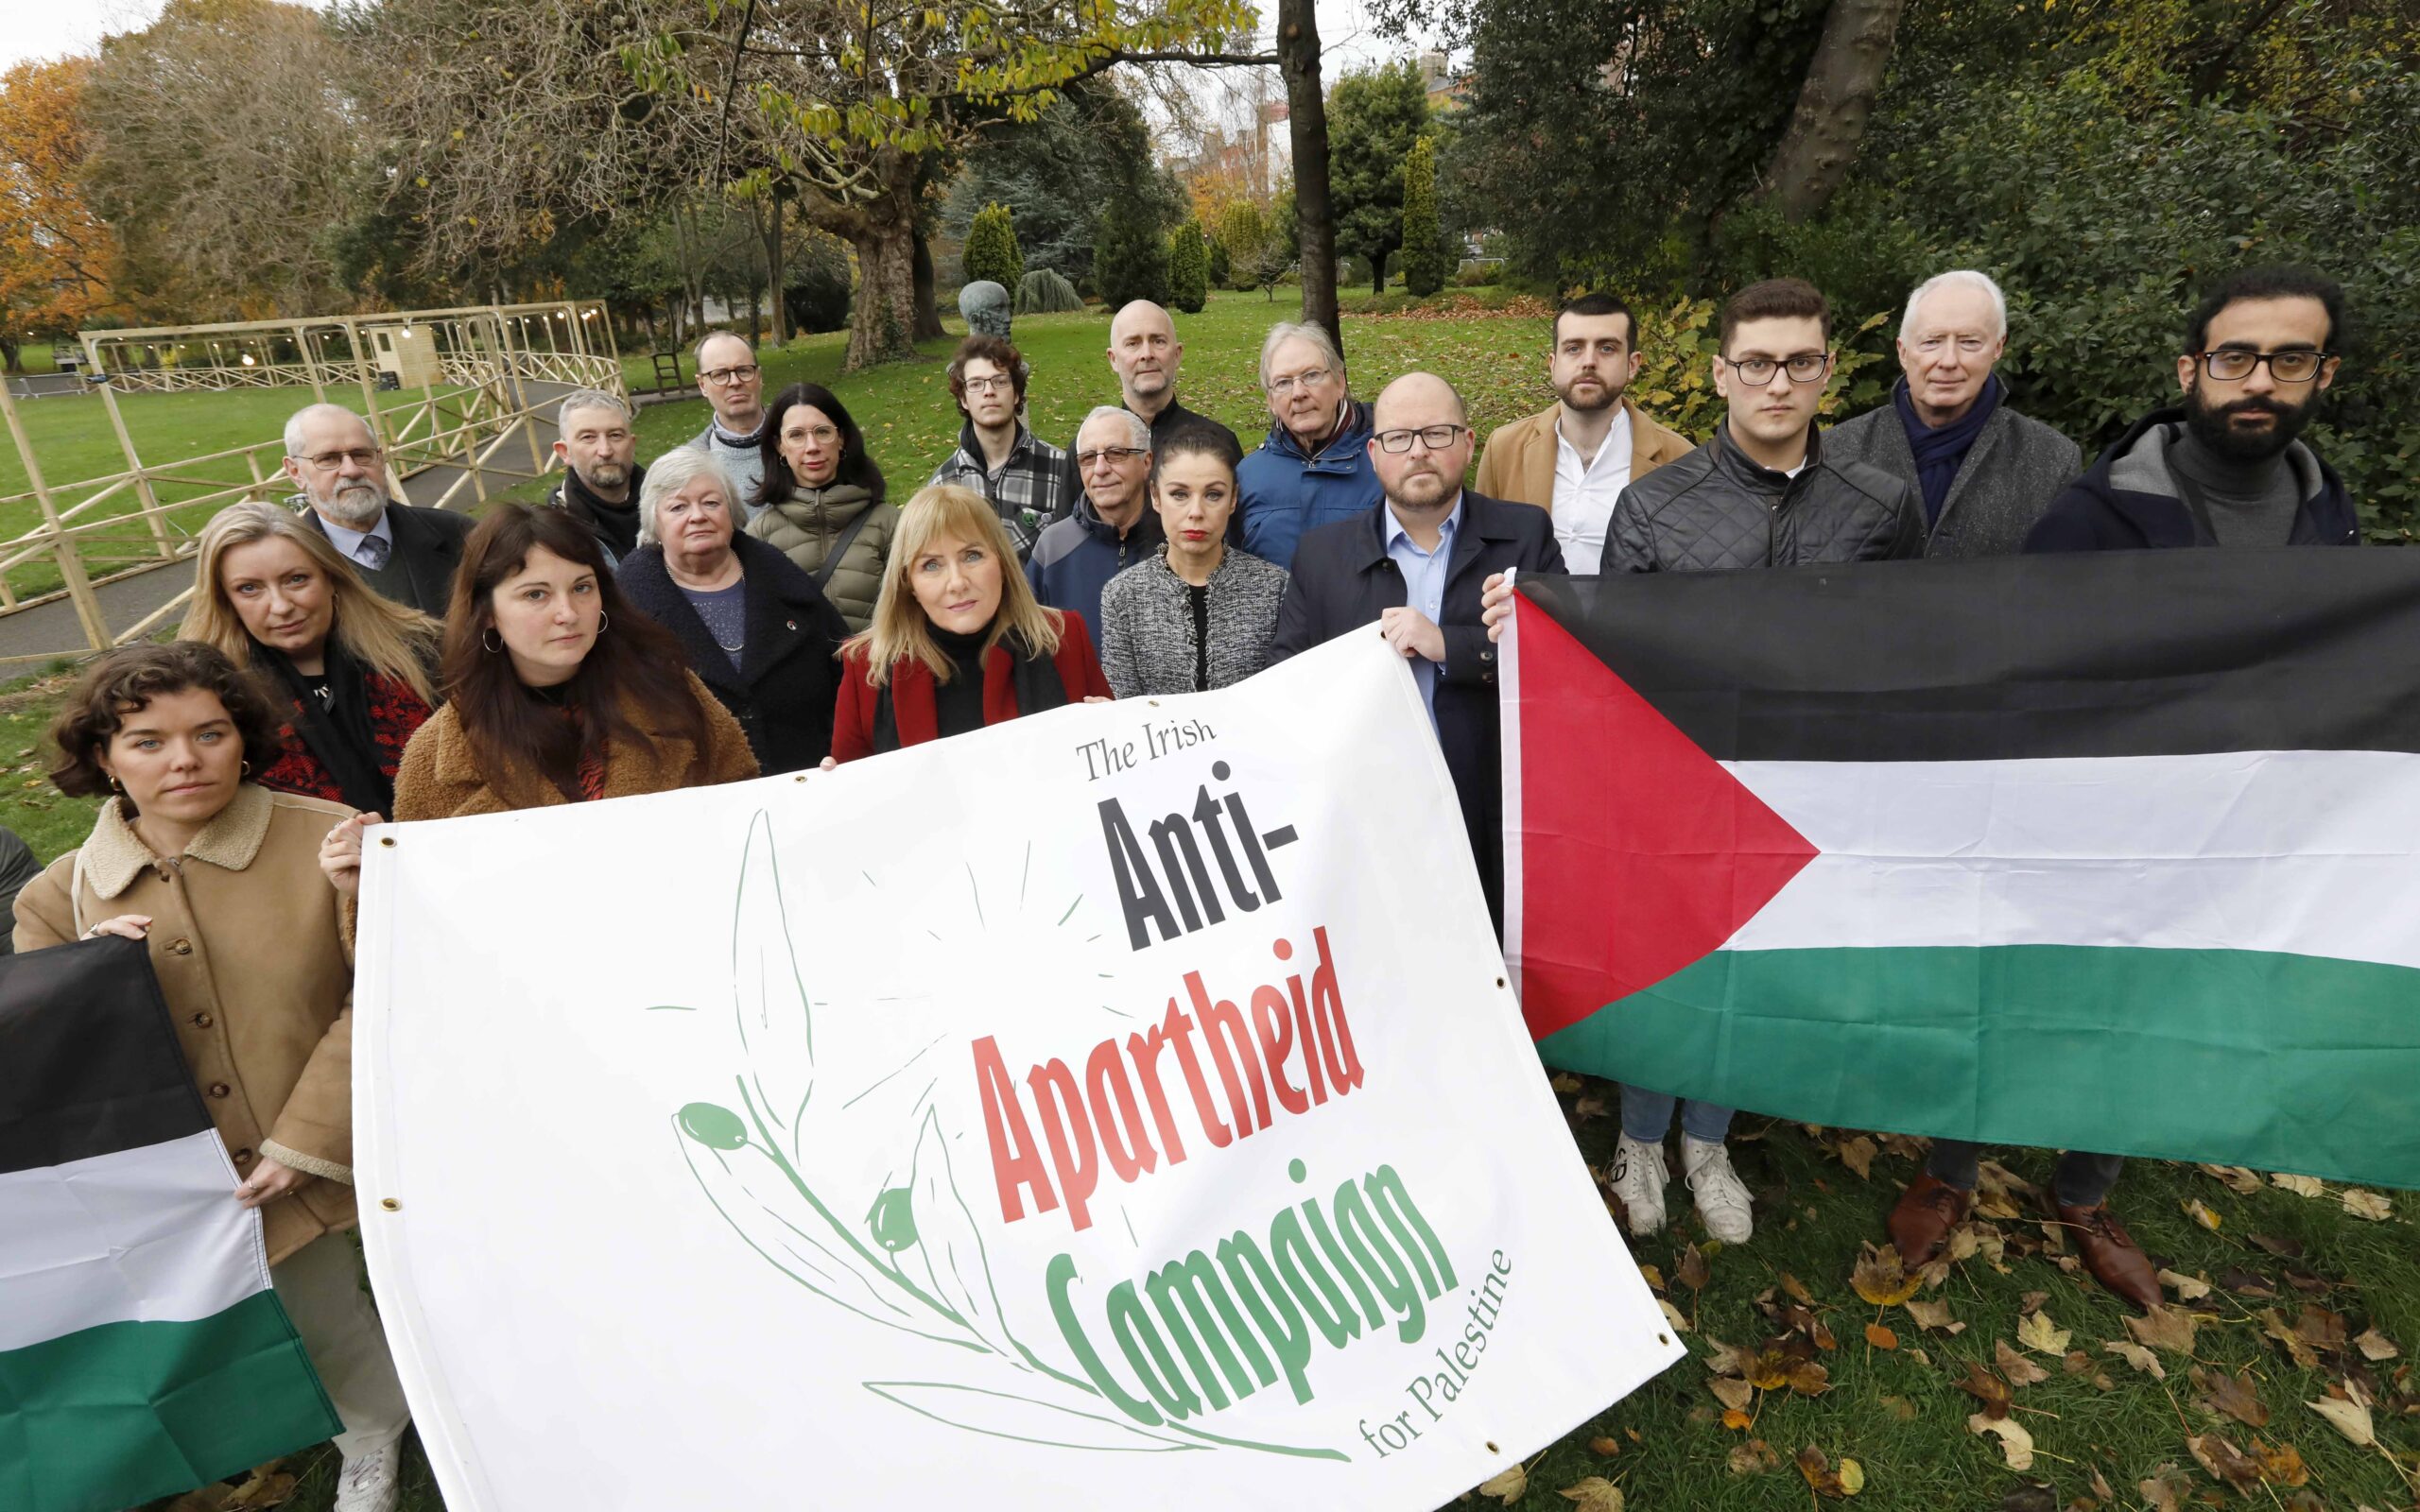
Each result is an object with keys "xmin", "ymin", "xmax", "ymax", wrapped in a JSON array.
[
  {"xmin": 1502, "ymin": 549, "xmax": 2420, "ymax": 1189},
  {"xmin": 355, "ymin": 630, "xmax": 1678, "ymax": 1510},
  {"xmin": 0, "ymin": 936, "xmax": 340, "ymax": 1512}
]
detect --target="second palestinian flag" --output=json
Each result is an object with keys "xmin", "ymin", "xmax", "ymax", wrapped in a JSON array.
[{"xmin": 1503, "ymin": 550, "xmax": 2420, "ymax": 1191}]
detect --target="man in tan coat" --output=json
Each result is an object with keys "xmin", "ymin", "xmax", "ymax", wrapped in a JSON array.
[{"xmin": 1474, "ymin": 291, "xmax": 1693, "ymax": 571}]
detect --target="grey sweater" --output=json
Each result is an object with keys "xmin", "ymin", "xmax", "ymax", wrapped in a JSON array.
[{"xmin": 1098, "ymin": 546, "xmax": 1289, "ymax": 697}]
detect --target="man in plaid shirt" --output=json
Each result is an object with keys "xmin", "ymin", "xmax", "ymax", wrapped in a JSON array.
[{"xmin": 927, "ymin": 335, "xmax": 1072, "ymax": 560}]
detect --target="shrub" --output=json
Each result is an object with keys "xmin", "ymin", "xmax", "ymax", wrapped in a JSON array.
[
  {"xmin": 1623, "ymin": 295, "xmax": 1890, "ymax": 444},
  {"xmin": 1167, "ymin": 218, "xmax": 1210, "ymax": 314},
  {"xmin": 1013, "ymin": 267, "xmax": 1085, "ymax": 314},
  {"xmin": 1207, "ymin": 235, "xmax": 1232, "ymax": 290},
  {"xmin": 1093, "ymin": 201, "xmax": 1171, "ymax": 309},
  {"xmin": 1453, "ymin": 262, "xmax": 1498, "ymax": 287},
  {"xmin": 783, "ymin": 232, "xmax": 853, "ymax": 334},
  {"xmin": 961, "ymin": 202, "xmax": 1024, "ymax": 289},
  {"xmin": 1399, "ymin": 136, "xmax": 1449, "ymax": 298}
]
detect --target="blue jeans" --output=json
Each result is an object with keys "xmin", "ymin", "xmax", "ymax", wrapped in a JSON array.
[{"xmin": 1620, "ymin": 1086, "xmax": 1734, "ymax": 1144}]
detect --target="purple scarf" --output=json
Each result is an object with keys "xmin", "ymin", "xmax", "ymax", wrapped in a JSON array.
[{"xmin": 1894, "ymin": 373, "xmax": 2001, "ymax": 526}]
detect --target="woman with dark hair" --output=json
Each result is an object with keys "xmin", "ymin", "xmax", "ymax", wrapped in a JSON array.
[
  {"xmin": 828, "ymin": 484, "xmax": 1110, "ymax": 763},
  {"xmin": 746, "ymin": 381, "xmax": 899, "ymax": 633},
  {"xmin": 1098, "ymin": 423, "xmax": 1288, "ymax": 697},
  {"xmin": 181, "ymin": 501, "xmax": 441, "ymax": 818},
  {"xmin": 355, "ymin": 504, "xmax": 756, "ymax": 824},
  {"xmin": 13, "ymin": 642, "xmax": 413, "ymax": 1510},
  {"xmin": 617, "ymin": 448, "xmax": 850, "ymax": 773}
]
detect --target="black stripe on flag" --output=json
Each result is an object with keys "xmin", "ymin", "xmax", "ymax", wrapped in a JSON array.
[
  {"xmin": 1520, "ymin": 548, "xmax": 2420, "ymax": 763},
  {"xmin": 0, "ymin": 935, "xmax": 210, "ymax": 1176}
]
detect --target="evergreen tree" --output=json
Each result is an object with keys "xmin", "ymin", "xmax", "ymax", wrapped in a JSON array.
[
  {"xmin": 1207, "ymin": 233, "xmax": 1233, "ymax": 290},
  {"xmin": 961, "ymin": 201, "xmax": 1024, "ymax": 288},
  {"xmin": 1093, "ymin": 200, "xmax": 1171, "ymax": 309},
  {"xmin": 1398, "ymin": 136, "xmax": 1448, "ymax": 298},
  {"xmin": 1328, "ymin": 61, "xmax": 1430, "ymax": 293},
  {"xmin": 1167, "ymin": 217, "xmax": 1210, "ymax": 313}
]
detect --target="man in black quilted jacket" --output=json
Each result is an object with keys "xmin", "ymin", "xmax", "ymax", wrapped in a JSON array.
[{"xmin": 1599, "ymin": 278, "xmax": 1923, "ymax": 574}]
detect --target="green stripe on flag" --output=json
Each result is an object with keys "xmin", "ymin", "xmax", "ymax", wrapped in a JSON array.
[
  {"xmin": 1538, "ymin": 945, "xmax": 2420, "ymax": 1191},
  {"xmin": 0, "ymin": 1289, "xmax": 341, "ymax": 1512}
]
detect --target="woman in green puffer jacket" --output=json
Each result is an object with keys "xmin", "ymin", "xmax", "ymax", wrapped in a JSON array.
[{"xmin": 745, "ymin": 382, "xmax": 902, "ymax": 632}]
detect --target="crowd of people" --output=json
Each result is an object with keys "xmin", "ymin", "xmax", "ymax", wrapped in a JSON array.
[{"xmin": 8, "ymin": 263, "xmax": 2359, "ymax": 1510}]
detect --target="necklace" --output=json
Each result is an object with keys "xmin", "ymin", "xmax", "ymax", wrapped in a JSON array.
[{"xmin": 717, "ymin": 633, "xmax": 745, "ymax": 653}]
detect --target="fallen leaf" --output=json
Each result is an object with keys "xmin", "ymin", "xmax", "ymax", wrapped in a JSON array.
[
  {"xmin": 1637, "ymin": 1263, "xmax": 1664, "ymax": 1291},
  {"xmin": 1906, "ymin": 1346, "xmax": 1930, "ymax": 1366},
  {"xmin": 1967, "ymin": 1412, "xmax": 2035, "ymax": 1470},
  {"xmin": 1557, "ymin": 1475, "xmax": 1625, "ymax": 1511},
  {"xmin": 2138, "ymin": 1463, "xmax": 2193, "ymax": 1512},
  {"xmin": 1701, "ymin": 1337, "xmax": 1749, "ymax": 1376},
  {"xmin": 2062, "ymin": 1349, "xmax": 2091, "ymax": 1374},
  {"xmin": 2353, "ymin": 1327, "xmax": 2398, "ymax": 1362},
  {"xmin": 1549, "ymin": 1072, "xmax": 1582, "ymax": 1093},
  {"xmin": 2192, "ymin": 1366, "xmax": 2271, "ymax": 1428},
  {"xmin": 1575, "ymin": 1094, "xmax": 1612, "ymax": 1119},
  {"xmin": 1850, "ymin": 1243, "xmax": 1923, "ymax": 1307},
  {"xmin": 2294, "ymin": 1305, "xmax": 2347, "ymax": 1352},
  {"xmin": 1721, "ymin": 1408, "xmax": 1754, "ymax": 1431},
  {"xmin": 2126, "ymin": 1305, "xmax": 2201, "ymax": 1356},
  {"xmin": 1837, "ymin": 1458, "xmax": 1865, "ymax": 1496},
  {"xmin": 2261, "ymin": 1309, "xmax": 2322, "ymax": 1369},
  {"xmin": 1709, "ymin": 1376, "xmax": 1754, "ymax": 1412},
  {"xmin": 1905, "ymin": 1297, "xmax": 1963, "ymax": 1333},
  {"xmin": 1996, "ymin": 1338, "xmax": 2050, "ymax": 1387},
  {"xmin": 1728, "ymin": 1438, "xmax": 1780, "ymax": 1476},
  {"xmin": 2016, "ymin": 1311, "xmax": 2071, "ymax": 1356},
  {"xmin": 1659, "ymin": 1299, "xmax": 1690, "ymax": 1335},
  {"xmin": 2199, "ymin": 1163, "xmax": 2262, "ymax": 1194},
  {"xmin": 2270, "ymin": 1172, "xmax": 2325, "ymax": 1198},
  {"xmin": 1837, "ymin": 1134, "xmax": 1876, "ymax": 1179},
  {"xmin": 1780, "ymin": 1273, "xmax": 1816, "ymax": 1306},
  {"xmin": 2340, "ymin": 1188, "xmax": 2393, "ymax": 1221},
  {"xmin": 1958, "ymin": 1359, "xmax": 2014, "ymax": 1418},
  {"xmin": 2103, "ymin": 1339, "xmax": 2168, "ymax": 1381},
  {"xmin": 2088, "ymin": 1467, "xmax": 2117, "ymax": 1502},
  {"xmin": 1794, "ymin": 1445, "xmax": 1862, "ymax": 1498},
  {"xmin": 1743, "ymin": 1348, "xmax": 1797, "ymax": 1391},
  {"xmin": 1785, "ymin": 1360, "xmax": 1832, "ymax": 1397},
  {"xmin": 2157, "ymin": 1269, "xmax": 2212, "ymax": 1301},
  {"xmin": 1586, "ymin": 1435, "xmax": 1622, "ymax": 1456},
  {"xmin": 2306, "ymin": 1388, "xmax": 2376, "ymax": 1449},
  {"xmin": 1865, "ymin": 1322, "xmax": 1899, "ymax": 1351},
  {"xmin": 2181, "ymin": 1197, "xmax": 2223, "ymax": 1230},
  {"xmin": 2253, "ymin": 1439, "xmax": 2308, "ymax": 1487},
  {"xmin": 2188, "ymin": 1432, "xmax": 2263, "ymax": 1492},
  {"xmin": 1995, "ymin": 1485, "xmax": 2056, "ymax": 1512},
  {"xmin": 2248, "ymin": 1232, "xmax": 2304, "ymax": 1259},
  {"xmin": 1676, "ymin": 1243, "xmax": 1710, "ymax": 1293},
  {"xmin": 2221, "ymin": 1265, "xmax": 2278, "ymax": 1299},
  {"xmin": 1476, "ymin": 1463, "xmax": 1529, "ymax": 1503},
  {"xmin": 1879, "ymin": 1394, "xmax": 1918, "ymax": 1421}
]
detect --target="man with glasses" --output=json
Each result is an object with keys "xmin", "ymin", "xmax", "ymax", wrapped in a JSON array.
[
  {"xmin": 686, "ymin": 332, "xmax": 769, "ymax": 507},
  {"xmin": 1027, "ymin": 406, "xmax": 1164, "ymax": 653},
  {"xmin": 2027, "ymin": 264, "xmax": 2353, "ymax": 551},
  {"xmin": 1236, "ymin": 321, "xmax": 1383, "ymax": 571},
  {"xmin": 546, "ymin": 388, "xmax": 645, "ymax": 561},
  {"xmin": 283, "ymin": 402, "xmax": 474, "ymax": 618},
  {"xmin": 1599, "ymin": 277, "xmax": 1922, "ymax": 573},
  {"xmin": 1272, "ymin": 371, "xmax": 1563, "ymax": 929},
  {"xmin": 927, "ymin": 335, "xmax": 1071, "ymax": 560}
]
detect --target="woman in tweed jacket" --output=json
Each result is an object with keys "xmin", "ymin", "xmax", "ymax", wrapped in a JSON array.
[{"xmin": 1098, "ymin": 423, "xmax": 1288, "ymax": 697}]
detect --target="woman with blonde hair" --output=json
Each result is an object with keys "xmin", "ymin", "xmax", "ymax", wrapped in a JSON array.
[
  {"xmin": 181, "ymin": 501, "xmax": 441, "ymax": 818},
  {"xmin": 829, "ymin": 484, "xmax": 1109, "ymax": 761}
]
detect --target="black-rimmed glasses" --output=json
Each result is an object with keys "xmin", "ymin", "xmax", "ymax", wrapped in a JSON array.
[
  {"xmin": 2200, "ymin": 349, "xmax": 2333, "ymax": 384},
  {"xmin": 1718, "ymin": 353, "xmax": 1829, "ymax": 386}
]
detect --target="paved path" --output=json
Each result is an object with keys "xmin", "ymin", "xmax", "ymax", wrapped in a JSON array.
[{"xmin": 0, "ymin": 378, "xmax": 584, "ymax": 668}]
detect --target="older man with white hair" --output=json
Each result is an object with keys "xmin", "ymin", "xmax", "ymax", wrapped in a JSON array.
[
  {"xmin": 283, "ymin": 402, "xmax": 475, "ymax": 617},
  {"xmin": 1824, "ymin": 269, "xmax": 2083, "ymax": 557},
  {"xmin": 546, "ymin": 387, "xmax": 645, "ymax": 560},
  {"xmin": 1026, "ymin": 405, "xmax": 1164, "ymax": 652},
  {"xmin": 1236, "ymin": 320, "xmax": 1382, "ymax": 571}
]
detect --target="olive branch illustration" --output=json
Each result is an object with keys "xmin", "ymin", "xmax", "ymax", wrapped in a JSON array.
[{"xmin": 666, "ymin": 810, "xmax": 1340, "ymax": 1458}]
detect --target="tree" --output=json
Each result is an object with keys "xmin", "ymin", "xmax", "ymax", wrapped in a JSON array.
[
  {"xmin": 1276, "ymin": 0, "xmax": 1341, "ymax": 347},
  {"xmin": 1167, "ymin": 217, "xmax": 1210, "ymax": 312},
  {"xmin": 1397, "ymin": 134, "xmax": 1447, "ymax": 297},
  {"xmin": 1217, "ymin": 198, "xmax": 1287, "ymax": 300},
  {"xmin": 941, "ymin": 79, "xmax": 1183, "ymax": 289},
  {"xmin": 962, "ymin": 202, "xmax": 1025, "ymax": 288},
  {"xmin": 1094, "ymin": 200, "xmax": 1172, "ymax": 309},
  {"xmin": 1207, "ymin": 233, "xmax": 1232, "ymax": 289},
  {"xmin": 1757, "ymin": 0, "xmax": 1907, "ymax": 221},
  {"xmin": 1328, "ymin": 61, "xmax": 1429, "ymax": 294},
  {"xmin": 0, "ymin": 58, "xmax": 117, "ymax": 372}
]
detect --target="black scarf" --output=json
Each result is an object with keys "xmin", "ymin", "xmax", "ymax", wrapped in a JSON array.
[
  {"xmin": 256, "ymin": 641, "xmax": 395, "ymax": 816},
  {"xmin": 871, "ymin": 623, "xmax": 1072, "ymax": 753}
]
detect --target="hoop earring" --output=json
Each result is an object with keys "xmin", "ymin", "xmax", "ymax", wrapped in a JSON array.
[
  {"xmin": 107, "ymin": 775, "xmax": 124, "ymax": 795},
  {"xmin": 596, "ymin": 609, "xmax": 610, "ymax": 632},
  {"xmin": 240, "ymin": 760, "xmax": 251, "ymax": 778},
  {"xmin": 482, "ymin": 628, "xmax": 502, "ymax": 653}
]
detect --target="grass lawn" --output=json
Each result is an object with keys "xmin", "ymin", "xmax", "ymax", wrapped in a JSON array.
[{"xmin": 11, "ymin": 290, "xmax": 2413, "ymax": 1510}]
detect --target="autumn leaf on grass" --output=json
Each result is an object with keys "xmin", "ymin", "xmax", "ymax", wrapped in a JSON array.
[
  {"xmin": 2305, "ymin": 1383, "xmax": 2376, "ymax": 1449},
  {"xmin": 2352, "ymin": 1327, "xmax": 2398, "ymax": 1362},
  {"xmin": 1676, "ymin": 1243, "xmax": 1710, "ymax": 1293},
  {"xmin": 1957, "ymin": 1359, "xmax": 2014, "ymax": 1418},
  {"xmin": 1905, "ymin": 1297, "xmax": 1962, "ymax": 1334},
  {"xmin": 2196, "ymin": 1163, "xmax": 2262, "ymax": 1194},
  {"xmin": 1851, "ymin": 1242, "xmax": 1922, "ymax": 1306},
  {"xmin": 1558, "ymin": 1476, "xmax": 1625, "ymax": 1511},
  {"xmin": 2260, "ymin": 1309, "xmax": 2322, "ymax": 1369},
  {"xmin": 2137, "ymin": 1462, "xmax": 2194, "ymax": 1512},
  {"xmin": 1996, "ymin": 1338, "xmax": 2049, "ymax": 1387},
  {"xmin": 1708, "ymin": 1376, "xmax": 1755, "ymax": 1413},
  {"xmin": 1836, "ymin": 1134, "xmax": 1877, "ymax": 1180},
  {"xmin": 2181, "ymin": 1197, "xmax": 2223, "ymax": 1230},
  {"xmin": 2292, "ymin": 1305, "xmax": 2346, "ymax": 1352},
  {"xmin": 2015, "ymin": 1311, "xmax": 2070, "ymax": 1356},
  {"xmin": 2191, "ymin": 1366, "xmax": 2271, "ymax": 1428},
  {"xmin": 2188, "ymin": 1433, "xmax": 2264, "ymax": 1493},
  {"xmin": 1865, "ymin": 1322, "xmax": 1899, "ymax": 1351},
  {"xmin": 2156, "ymin": 1268, "xmax": 2212, "ymax": 1301},
  {"xmin": 2104, "ymin": 1339, "xmax": 2168, "ymax": 1381},
  {"xmin": 1586, "ymin": 1435, "xmax": 1622, "ymax": 1457},
  {"xmin": 1967, "ymin": 1413, "xmax": 2035, "ymax": 1470},
  {"xmin": 2270, "ymin": 1171, "xmax": 2325, "ymax": 1198},
  {"xmin": 1476, "ymin": 1462, "xmax": 1528, "ymax": 1503},
  {"xmin": 1728, "ymin": 1438, "xmax": 1780, "ymax": 1476},
  {"xmin": 2252, "ymin": 1439, "xmax": 2309, "ymax": 1487},
  {"xmin": 1794, "ymin": 1446, "xmax": 1865, "ymax": 1498},
  {"xmin": 2125, "ymin": 1304, "xmax": 2201, "ymax": 1356},
  {"xmin": 1721, "ymin": 1408, "xmax": 1754, "ymax": 1431},
  {"xmin": 2339, "ymin": 1188, "xmax": 2393, "ymax": 1221}
]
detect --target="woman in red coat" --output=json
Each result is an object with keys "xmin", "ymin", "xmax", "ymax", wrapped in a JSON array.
[{"xmin": 831, "ymin": 483, "xmax": 1109, "ymax": 760}]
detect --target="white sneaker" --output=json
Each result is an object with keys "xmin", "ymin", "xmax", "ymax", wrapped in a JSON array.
[
  {"xmin": 1682, "ymin": 1135, "xmax": 1754, "ymax": 1245},
  {"xmin": 332, "ymin": 1440, "xmax": 402, "ymax": 1512},
  {"xmin": 1611, "ymin": 1133, "xmax": 1670, "ymax": 1238}
]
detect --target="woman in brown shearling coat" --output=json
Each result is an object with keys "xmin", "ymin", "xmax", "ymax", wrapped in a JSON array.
[{"xmin": 13, "ymin": 640, "xmax": 413, "ymax": 1509}]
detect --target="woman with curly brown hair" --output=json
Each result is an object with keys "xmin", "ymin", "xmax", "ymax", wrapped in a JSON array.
[{"xmin": 11, "ymin": 641, "xmax": 412, "ymax": 1511}]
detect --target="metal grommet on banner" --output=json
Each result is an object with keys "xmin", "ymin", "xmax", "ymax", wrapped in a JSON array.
[
  {"xmin": 380, "ymin": 835, "xmax": 397, "ymax": 848},
  {"xmin": 1485, "ymin": 1441, "xmax": 1499, "ymax": 1454},
  {"xmin": 1495, "ymin": 977, "xmax": 1507, "ymax": 988},
  {"xmin": 380, "ymin": 1197, "xmax": 402, "ymax": 1211},
  {"xmin": 1656, "ymin": 1333, "xmax": 1670, "ymax": 1346}
]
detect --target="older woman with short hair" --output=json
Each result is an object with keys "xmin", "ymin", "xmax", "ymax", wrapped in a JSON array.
[
  {"xmin": 182, "ymin": 501, "xmax": 441, "ymax": 818},
  {"xmin": 829, "ymin": 484, "xmax": 1110, "ymax": 761},
  {"xmin": 616, "ymin": 448, "xmax": 850, "ymax": 774}
]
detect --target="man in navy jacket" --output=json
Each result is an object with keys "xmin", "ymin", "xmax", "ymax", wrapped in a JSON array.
[{"xmin": 1272, "ymin": 371, "xmax": 1564, "ymax": 930}]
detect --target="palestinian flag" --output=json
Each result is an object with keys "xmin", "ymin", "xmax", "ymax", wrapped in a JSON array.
[
  {"xmin": 1502, "ymin": 549, "xmax": 2420, "ymax": 1191},
  {"xmin": 0, "ymin": 936, "xmax": 340, "ymax": 1512}
]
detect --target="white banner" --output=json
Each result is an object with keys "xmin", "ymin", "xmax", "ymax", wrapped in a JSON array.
[{"xmin": 355, "ymin": 630, "xmax": 1680, "ymax": 1510}]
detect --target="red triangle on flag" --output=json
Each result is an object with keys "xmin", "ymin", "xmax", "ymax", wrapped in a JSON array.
[{"xmin": 1508, "ymin": 596, "xmax": 1821, "ymax": 1040}]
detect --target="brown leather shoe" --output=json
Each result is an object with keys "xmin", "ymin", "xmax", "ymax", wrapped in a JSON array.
[
  {"xmin": 2055, "ymin": 1201, "xmax": 2162, "ymax": 1311},
  {"xmin": 1889, "ymin": 1171, "xmax": 1973, "ymax": 1267}
]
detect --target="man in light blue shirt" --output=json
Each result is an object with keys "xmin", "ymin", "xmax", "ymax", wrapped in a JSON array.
[{"xmin": 1382, "ymin": 490, "xmax": 1461, "ymax": 722}]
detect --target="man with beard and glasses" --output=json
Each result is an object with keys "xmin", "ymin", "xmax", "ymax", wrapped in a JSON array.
[
  {"xmin": 1474, "ymin": 291, "xmax": 1693, "ymax": 569},
  {"xmin": 2028, "ymin": 265, "xmax": 2354, "ymax": 551},
  {"xmin": 545, "ymin": 388, "xmax": 645, "ymax": 562},
  {"xmin": 284, "ymin": 403, "xmax": 475, "ymax": 618}
]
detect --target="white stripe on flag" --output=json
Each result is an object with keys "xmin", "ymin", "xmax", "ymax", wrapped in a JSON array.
[
  {"xmin": 1722, "ymin": 749, "xmax": 2420, "ymax": 970},
  {"xmin": 0, "ymin": 1129, "xmax": 267, "ymax": 1351}
]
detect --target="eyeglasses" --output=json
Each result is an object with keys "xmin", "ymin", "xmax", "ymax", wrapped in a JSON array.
[
  {"xmin": 700, "ymin": 365, "xmax": 760, "ymax": 386},
  {"xmin": 2200, "ymin": 348, "xmax": 2333, "ymax": 384},
  {"xmin": 1719, "ymin": 353, "xmax": 1830, "ymax": 386},
  {"xmin": 1266, "ymin": 367, "xmax": 1332, "ymax": 396},
  {"xmin": 1374, "ymin": 424, "xmax": 1468, "ymax": 454},
  {"xmin": 296, "ymin": 447, "xmax": 382, "ymax": 471},
  {"xmin": 961, "ymin": 374, "xmax": 1014, "ymax": 394},
  {"xmin": 1076, "ymin": 446, "xmax": 1150, "ymax": 469},
  {"xmin": 786, "ymin": 425, "xmax": 839, "ymax": 445}
]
